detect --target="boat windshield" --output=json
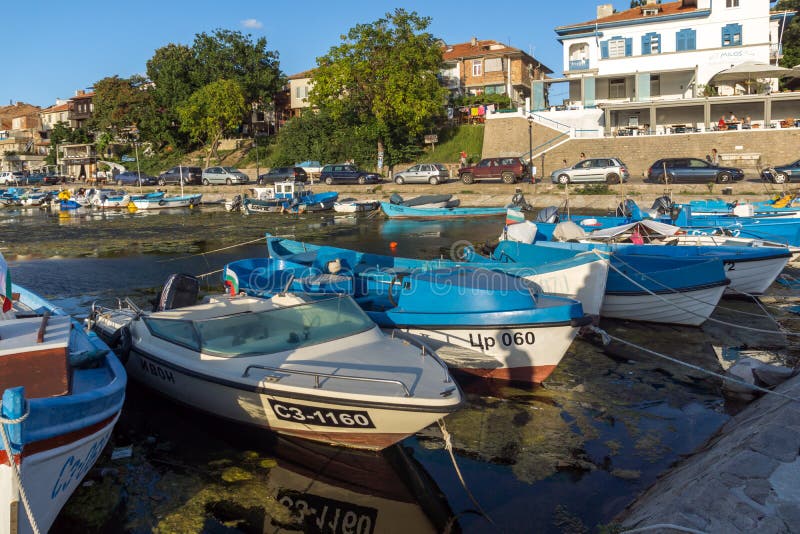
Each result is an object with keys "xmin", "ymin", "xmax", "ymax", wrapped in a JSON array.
[{"xmin": 143, "ymin": 295, "xmax": 375, "ymax": 357}]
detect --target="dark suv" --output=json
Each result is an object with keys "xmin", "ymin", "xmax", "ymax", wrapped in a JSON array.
[
  {"xmin": 647, "ymin": 158, "xmax": 745, "ymax": 184},
  {"xmin": 458, "ymin": 157, "xmax": 528, "ymax": 184},
  {"xmin": 320, "ymin": 164, "xmax": 381, "ymax": 185},
  {"xmin": 157, "ymin": 166, "xmax": 202, "ymax": 185},
  {"xmin": 257, "ymin": 167, "xmax": 308, "ymax": 184}
]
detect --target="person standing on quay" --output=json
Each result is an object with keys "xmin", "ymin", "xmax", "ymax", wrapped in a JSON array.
[{"xmin": 460, "ymin": 150, "xmax": 467, "ymax": 168}]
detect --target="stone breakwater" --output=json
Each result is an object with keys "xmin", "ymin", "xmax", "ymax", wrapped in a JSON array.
[{"xmin": 616, "ymin": 372, "xmax": 800, "ymax": 533}]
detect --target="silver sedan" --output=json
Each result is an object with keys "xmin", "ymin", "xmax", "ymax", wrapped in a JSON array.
[{"xmin": 393, "ymin": 163, "xmax": 449, "ymax": 185}]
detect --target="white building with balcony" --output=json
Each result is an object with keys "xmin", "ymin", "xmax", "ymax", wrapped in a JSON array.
[{"xmin": 533, "ymin": 0, "xmax": 797, "ymax": 136}]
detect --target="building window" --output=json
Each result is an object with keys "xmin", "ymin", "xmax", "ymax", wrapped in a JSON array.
[
  {"xmin": 726, "ymin": 0, "xmax": 739, "ymax": 7},
  {"xmin": 676, "ymin": 28, "xmax": 696, "ymax": 51},
  {"xmin": 295, "ymin": 86, "xmax": 308, "ymax": 99},
  {"xmin": 485, "ymin": 84, "xmax": 506, "ymax": 95},
  {"xmin": 472, "ymin": 60, "xmax": 482, "ymax": 76},
  {"xmin": 650, "ymin": 75, "xmax": 661, "ymax": 97},
  {"xmin": 601, "ymin": 36, "xmax": 632, "ymax": 59},
  {"xmin": 722, "ymin": 24, "xmax": 742, "ymax": 47},
  {"xmin": 484, "ymin": 57, "xmax": 502, "ymax": 72},
  {"xmin": 609, "ymin": 78, "xmax": 626, "ymax": 99},
  {"xmin": 642, "ymin": 32, "xmax": 661, "ymax": 55}
]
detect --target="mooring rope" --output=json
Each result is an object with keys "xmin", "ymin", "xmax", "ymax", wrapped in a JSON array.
[
  {"xmin": 587, "ymin": 325, "xmax": 800, "ymax": 403},
  {"xmin": 437, "ymin": 419, "xmax": 495, "ymax": 526},
  {"xmin": 0, "ymin": 404, "xmax": 40, "ymax": 534},
  {"xmin": 157, "ymin": 236, "xmax": 267, "ymax": 263}
]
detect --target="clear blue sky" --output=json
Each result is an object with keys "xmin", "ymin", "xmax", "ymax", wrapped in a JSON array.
[{"xmin": 3, "ymin": 0, "xmax": 617, "ymax": 108}]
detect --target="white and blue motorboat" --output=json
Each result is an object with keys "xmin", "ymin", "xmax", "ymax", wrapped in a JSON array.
[
  {"xmin": 234, "ymin": 181, "xmax": 338, "ymax": 214},
  {"xmin": 483, "ymin": 239, "xmax": 730, "ymax": 326},
  {"xmin": 130, "ymin": 193, "xmax": 202, "ymax": 210},
  {"xmin": 91, "ymin": 274, "xmax": 462, "ymax": 450},
  {"xmin": 686, "ymin": 195, "xmax": 800, "ymax": 218},
  {"xmin": 91, "ymin": 190, "xmax": 165, "ymax": 209},
  {"xmin": 0, "ymin": 254, "xmax": 126, "ymax": 533}
]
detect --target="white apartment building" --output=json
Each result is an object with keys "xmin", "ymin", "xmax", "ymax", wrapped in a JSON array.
[{"xmin": 532, "ymin": 0, "xmax": 798, "ymax": 135}]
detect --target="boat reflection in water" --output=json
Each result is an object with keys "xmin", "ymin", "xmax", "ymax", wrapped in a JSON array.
[{"xmin": 261, "ymin": 437, "xmax": 455, "ymax": 533}]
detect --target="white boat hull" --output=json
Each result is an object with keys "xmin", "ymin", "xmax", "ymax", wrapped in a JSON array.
[
  {"xmin": 394, "ymin": 324, "xmax": 579, "ymax": 383},
  {"xmin": 723, "ymin": 256, "xmax": 789, "ymax": 295},
  {"xmin": 131, "ymin": 196, "xmax": 201, "ymax": 210},
  {"xmin": 519, "ymin": 257, "xmax": 609, "ymax": 317},
  {"xmin": 0, "ymin": 414, "xmax": 119, "ymax": 534},
  {"xmin": 333, "ymin": 201, "xmax": 378, "ymax": 213},
  {"xmin": 601, "ymin": 283, "xmax": 728, "ymax": 326},
  {"xmin": 126, "ymin": 348, "xmax": 452, "ymax": 451}
]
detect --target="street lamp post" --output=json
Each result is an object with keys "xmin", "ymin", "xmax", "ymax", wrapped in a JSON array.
[{"xmin": 527, "ymin": 115, "xmax": 534, "ymax": 183}]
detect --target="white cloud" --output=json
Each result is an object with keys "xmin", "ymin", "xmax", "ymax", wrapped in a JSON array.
[{"xmin": 241, "ymin": 18, "xmax": 263, "ymax": 29}]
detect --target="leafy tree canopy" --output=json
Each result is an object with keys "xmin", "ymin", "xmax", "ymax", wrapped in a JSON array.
[
  {"xmin": 89, "ymin": 75, "xmax": 154, "ymax": 136},
  {"xmin": 775, "ymin": 0, "xmax": 800, "ymax": 70},
  {"xmin": 177, "ymin": 79, "xmax": 247, "ymax": 168},
  {"xmin": 309, "ymin": 8, "xmax": 447, "ymax": 169}
]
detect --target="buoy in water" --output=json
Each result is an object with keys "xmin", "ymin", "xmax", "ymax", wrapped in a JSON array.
[{"xmin": 389, "ymin": 241, "xmax": 398, "ymax": 249}]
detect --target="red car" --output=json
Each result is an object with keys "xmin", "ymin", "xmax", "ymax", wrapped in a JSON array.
[{"xmin": 458, "ymin": 157, "xmax": 529, "ymax": 184}]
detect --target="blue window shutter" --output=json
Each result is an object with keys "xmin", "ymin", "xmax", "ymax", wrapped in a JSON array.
[
  {"xmin": 654, "ymin": 33, "xmax": 661, "ymax": 53},
  {"xmin": 642, "ymin": 34, "xmax": 651, "ymax": 55},
  {"xmin": 601, "ymin": 40, "xmax": 609, "ymax": 59},
  {"xmin": 689, "ymin": 30, "xmax": 696, "ymax": 50},
  {"xmin": 721, "ymin": 26, "xmax": 729, "ymax": 47},
  {"xmin": 625, "ymin": 38, "xmax": 632, "ymax": 57}
]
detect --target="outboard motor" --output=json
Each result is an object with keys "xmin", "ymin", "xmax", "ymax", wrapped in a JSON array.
[
  {"xmin": 650, "ymin": 195, "xmax": 673, "ymax": 215},
  {"xmin": 154, "ymin": 273, "xmax": 200, "ymax": 311},
  {"xmin": 228, "ymin": 194, "xmax": 242, "ymax": 212},
  {"xmin": 615, "ymin": 201, "xmax": 632, "ymax": 218},
  {"xmin": 389, "ymin": 193, "xmax": 404, "ymax": 205},
  {"xmin": 669, "ymin": 204, "xmax": 682, "ymax": 222},
  {"xmin": 535, "ymin": 206, "xmax": 560, "ymax": 223}
]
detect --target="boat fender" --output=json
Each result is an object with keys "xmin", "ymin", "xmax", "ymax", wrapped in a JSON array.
[
  {"xmin": 158, "ymin": 199, "xmax": 167, "ymax": 206},
  {"xmin": 108, "ymin": 326, "xmax": 132, "ymax": 365}
]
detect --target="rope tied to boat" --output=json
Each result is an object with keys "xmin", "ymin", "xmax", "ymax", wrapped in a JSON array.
[
  {"xmin": 591, "ymin": 250, "xmax": 800, "ymax": 337},
  {"xmin": 437, "ymin": 419, "xmax": 495, "ymax": 526},
  {"xmin": 0, "ymin": 403, "xmax": 41, "ymax": 534},
  {"xmin": 585, "ymin": 325, "xmax": 800, "ymax": 403}
]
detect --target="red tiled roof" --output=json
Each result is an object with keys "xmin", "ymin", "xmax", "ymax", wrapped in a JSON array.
[
  {"xmin": 558, "ymin": 1, "xmax": 699, "ymax": 30},
  {"xmin": 42, "ymin": 104, "xmax": 69, "ymax": 113},
  {"xmin": 70, "ymin": 92, "xmax": 95, "ymax": 100},
  {"xmin": 442, "ymin": 39, "xmax": 521, "ymax": 61},
  {"xmin": 287, "ymin": 69, "xmax": 315, "ymax": 80}
]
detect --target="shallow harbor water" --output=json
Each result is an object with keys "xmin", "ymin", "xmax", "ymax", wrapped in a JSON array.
[{"xmin": 2, "ymin": 205, "xmax": 788, "ymax": 532}]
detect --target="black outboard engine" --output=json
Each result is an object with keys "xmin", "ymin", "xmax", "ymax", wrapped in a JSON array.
[
  {"xmin": 615, "ymin": 201, "xmax": 632, "ymax": 218},
  {"xmin": 651, "ymin": 195, "xmax": 673, "ymax": 215},
  {"xmin": 228, "ymin": 194, "xmax": 242, "ymax": 212},
  {"xmin": 536, "ymin": 206, "xmax": 560, "ymax": 223},
  {"xmin": 154, "ymin": 273, "xmax": 200, "ymax": 311},
  {"xmin": 389, "ymin": 193, "xmax": 404, "ymax": 205},
  {"xmin": 669, "ymin": 204, "xmax": 682, "ymax": 222}
]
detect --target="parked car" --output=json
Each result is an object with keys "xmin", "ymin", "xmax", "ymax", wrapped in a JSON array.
[
  {"xmin": 0, "ymin": 171, "xmax": 25, "ymax": 185},
  {"xmin": 763, "ymin": 159, "xmax": 800, "ymax": 183},
  {"xmin": 157, "ymin": 166, "xmax": 202, "ymax": 185},
  {"xmin": 319, "ymin": 164, "xmax": 381, "ymax": 185},
  {"xmin": 257, "ymin": 167, "xmax": 308, "ymax": 184},
  {"xmin": 113, "ymin": 171, "xmax": 157, "ymax": 186},
  {"xmin": 647, "ymin": 158, "xmax": 745, "ymax": 184},
  {"xmin": 550, "ymin": 158, "xmax": 629, "ymax": 184},
  {"xmin": 201, "ymin": 167, "xmax": 250, "ymax": 185},
  {"xmin": 36, "ymin": 172, "xmax": 69, "ymax": 185},
  {"xmin": 295, "ymin": 160, "xmax": 323, "ymax": 176},
  {"xmin": 458, "ymin": 157, "xmax": 528, "ymax": 184},
  {"xmin": 393, "ymin": 163, "xmax": 449, "ymax": 185}
]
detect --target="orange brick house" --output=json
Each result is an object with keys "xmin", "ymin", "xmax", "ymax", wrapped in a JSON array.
[{"xmin": 441, "ymin": 38, "xmax": 552, "ymax": 105}]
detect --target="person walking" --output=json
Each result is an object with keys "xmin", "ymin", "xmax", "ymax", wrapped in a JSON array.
[
  {"xmin": 710, "ymin": 148, "xmax": 719, "ymax": 166},
  {"xmin": 459, "ymin": 150, "xmax": 467, "ymax": 168}
]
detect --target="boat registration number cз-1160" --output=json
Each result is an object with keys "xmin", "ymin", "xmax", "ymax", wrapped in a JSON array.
[{"xmin": 269, "ymin": 399, "xmax": 376, "ymax": 428}]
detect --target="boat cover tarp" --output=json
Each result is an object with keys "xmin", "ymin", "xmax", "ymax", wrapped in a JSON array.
[
  {"xmin": 588, "ymin": 220, "xmax": 681, "ymax": 240},
  {"xmin": 552, "ymin": 221, "xmax": 587, "ymax": 242}
]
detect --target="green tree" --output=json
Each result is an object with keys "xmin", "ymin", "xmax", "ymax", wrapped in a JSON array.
[
  {"xmin": 89, "ymin": 75, "xmax": 156, "ymax": 137},
  {"xmin": 309, "ymin": 9, "xmax": 447, "ymax": 171},
  {"xmin": 191, "ymin": 29, "xmax": 283, "ymax": 105},
  {"xmin": 177, "ymin": 79, "xmax": 247, "ymax": 168},
  {"xmin": 775, "ymin": 1, "xmax": 800, "ymax": 70}
]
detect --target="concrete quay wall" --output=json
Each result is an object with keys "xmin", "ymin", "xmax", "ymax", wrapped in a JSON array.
[
  {"xmin": 617, "ymin": 373, "xmax": 800, "ymax": 533},
  {"xmin": 482, "ymin": 116, "xmax": 800, "ymax": 180}
]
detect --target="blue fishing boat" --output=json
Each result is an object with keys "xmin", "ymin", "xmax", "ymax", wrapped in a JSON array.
[
  {"xmin": 264, "ymin": 234, "xmax": 609, "ymax": 317},
  {"xmin": 0, "ymin": 254, "xmax": 127, "ymax": 532},
  {"xmin": 225, "ymin": 249, "xmax": 590, "ymax": 384},
  {"xmin": 380, "ymin": 202, "xmax": 506, "ymax": 219},
  {"xmin": 686, "ymin": 195, "xmax": 800, "ymax": 218},
  {"xmin": 485, "ymin": 240, "xmax": 730, "ymax": 326}
]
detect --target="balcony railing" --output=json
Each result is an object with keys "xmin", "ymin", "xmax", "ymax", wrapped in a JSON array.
[{"xmin": 569, "ymin": 59, "xmax": 590, "ymax": 71}]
